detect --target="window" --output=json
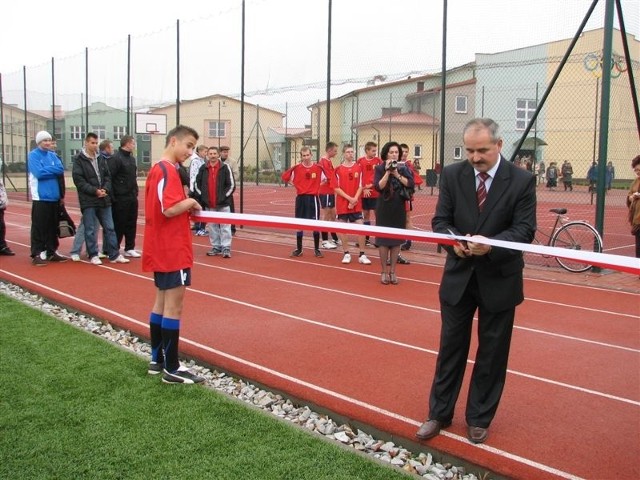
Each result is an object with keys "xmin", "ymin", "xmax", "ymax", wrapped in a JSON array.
[
  {"xmin": 141, "ymin": 150, "xmax": 151, "ymax": 163},
  {"xmin": 92, "ymin": 125, "xmax": 106, "ymax": 139},
  {"xmin": 516, "ymin": 99, "xmax": 537, "ymax": 130},
  {"xmin": 454, "ymin": 95, "xmax": 468, "ymax": 113},
  {"xmin": 207, "ymin": 121, "xmax": 226, "ymax": 138},
  {"xmin": 381, "ymin": 107, "xmax": 401, "ymax": 117},
  {"xmin": 70, "ymin": 126, "xmax": 85, "ymax": 140},
  {"xmin": 70, "ymin": 149, "xmax": 81, "ymax": 158},
  {"xmin": 113, "ymin": 126, "xmax": 126, "ymax": 140},
  {"xmin": 454, "ymin": 146, "xmax": 463, "ymax": 160},
  {"xmin": 413, "ymin": 145, "xmax": 422, "ymax": 159}
]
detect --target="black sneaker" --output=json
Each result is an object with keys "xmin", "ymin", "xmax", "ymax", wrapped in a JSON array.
[
  {"xmin": 365, "ymin": 239, "xmax": 374, "ymax": 247},
  {"xmin": 314, "ymin": 249, "xmax": 324, "ymax": 258},
  {"xmin": 32, "ymin": 256, "xmax": 48, "ymax": 266},
  {"xmin": 206, "ymin": 248, "xmax": 222, "ymax": 256},
  {"xmin": 48, "ymin": 252, "xmax": 69, "ymax": 262},
  {"xmin": 148, "ymin": 361, "xmax": 163, "ymax": 375},
  {"xmin": 0, "ymin": 246, "xmax": 15, "ymax": 256},
  {"xmin": 397, "ymin": 255, "xmax": 410, "ymax": 265},
  {"xmin": 290, "ymin": 249, "xmax": 303, "ymax": 257},
  {"xmin": 400, "ymin": 242, "xmax": 411, "ymax": 251},
  {"xmin": 162, "ymin": 366, "xmax": 205, "ymax": 384}
]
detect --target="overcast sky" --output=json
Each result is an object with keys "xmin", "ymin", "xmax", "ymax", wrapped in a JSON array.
[{"xmin": 2, "ymin": 0, "xmax": 638, "ymax": 123}]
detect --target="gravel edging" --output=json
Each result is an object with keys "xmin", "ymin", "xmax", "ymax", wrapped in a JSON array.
[{"xmin": 0, "ymin": 280, "xmax": 492, "ymax": 480}]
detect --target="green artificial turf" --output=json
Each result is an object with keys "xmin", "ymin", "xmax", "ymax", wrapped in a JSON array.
[{"xmin": 0, "ymin": 294, "xmax": 408, "ymax": 479}]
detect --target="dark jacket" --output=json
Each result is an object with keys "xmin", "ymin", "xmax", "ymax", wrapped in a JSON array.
[
  {"xmin": 107, "ymin": 147, "xmax": 138, "ymax": 200},
  {"xmin": 432, "ymin": 157, "xmax": 536, "ymax": 312},
  {"xmin": 72, "ymin": 150, "xmax": 113, "ymax": 210},
  {"xmin": 194, "ymin": 161, "xmax": 235, "ymax": 208}
]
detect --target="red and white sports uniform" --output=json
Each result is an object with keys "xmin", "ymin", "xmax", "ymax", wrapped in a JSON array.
[
  {"xmin": 281, "ymin": 163, "xmax": 324, "ymax": 195},
  {"xmin": 357, "ymin": 156, "xmax": 382, "ymax": 199},
  {"xmin": 142, "ymin": 159, "xmax": 193, "ymax": 273},
  {"xmin": 334, "ymin": 162, "xmax": 363, "ymax": 215},
  {"xmin": 317, "ymin": 157, "xmax": 335, "ymax": 196}
]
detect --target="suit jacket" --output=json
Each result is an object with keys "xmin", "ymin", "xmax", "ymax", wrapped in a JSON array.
[{"xmin": 432, "ymin": 157, "xmax": 536, "ymax": 312}]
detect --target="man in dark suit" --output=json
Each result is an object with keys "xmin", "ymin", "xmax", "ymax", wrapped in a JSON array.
[{"xmin": 416, "ymin": 118, "xmax": 536, "ymax": 444}]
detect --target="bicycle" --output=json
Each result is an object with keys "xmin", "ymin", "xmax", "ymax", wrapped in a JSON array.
[{"xmin": 532, "ymin": 208, "xmax": 603, "ymax": 273}]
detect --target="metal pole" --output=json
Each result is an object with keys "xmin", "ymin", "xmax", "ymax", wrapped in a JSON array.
[
  {"xmin": 438, "ymin": 0, "xmax": 447, "ymax": 171},
  {"xmin": 325, "ymin": 0, "xmax": 332, "ymax": 147},
  {"xmin": 594, "ymin": 0, "xmax": 615, "ymax": 242},
  {"xmin": 23, "ymin": 66, "xmax": 29, "ymax": 201},
  {"xmin": 256, "ymin": 105, "xmax": 260, "ymax": 186},
  {"xmin": 85, "ymin": 48, "xmax": 89, "ymax": 132},
  {"xmin": 218, "ymin": 102, "xmax": 221, "ymax": 148},
  {"xmin": 592, "ymin": 77, "xmax": 599, "ymax": 164},
  {"xmin": 127, "ymin": 35, "xmax": 131, "ymax": 134},
  {"xmin": 239, "ymin": 0, "xmax": 245, "ymax": 213},
  {"xmin": 176, "ymin": 20, "xmax": 180, "ymax": 125}
]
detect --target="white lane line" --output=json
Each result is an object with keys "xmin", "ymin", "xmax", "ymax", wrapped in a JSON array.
[
  {"xmin": 3, "ymin": 268, "xmax": 637, "ymax": 407},
  {"xmin": 0, "ymin": 270, "xmax": 587, "ymax": 480}
]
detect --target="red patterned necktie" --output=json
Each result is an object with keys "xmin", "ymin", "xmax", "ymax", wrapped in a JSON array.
[{"xmin": 477, "ymin": 172, "xmax": 489, "ymax": 211}]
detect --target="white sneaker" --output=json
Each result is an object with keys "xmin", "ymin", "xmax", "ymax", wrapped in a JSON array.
[
  {"xmin": 90, "ymin": 256, "xmax": 102, "ymax": 265},
  {"xmin": 358, "ymin": 254, "xmax": 372, "ymax": 265},
  {"xmin": 341, "ymin": 253, "xmax": 352, "ymax": 264},
  {"xmin": 322, "ymin": 240, "xmax": 338, "ymax": 250},
  {"xmin": 71, "ymin": 254, "xmax": 81, "ymax": 262},
  {"xmin": 98, "ymin": 252, "xmax": 108, "ymax": 259},
  {"xmin": 110, "ymin": 254, "xmax": 130, "ymax": 264},
  {"xmin": 124, "ymin": 249, "xmax": 141, "ymax": 258}
]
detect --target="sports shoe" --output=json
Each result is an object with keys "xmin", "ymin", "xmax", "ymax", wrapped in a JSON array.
[
  {"xmin": 400, "ymin": 242, "xmax": 411, "ymax": 251},
  {"xmin": 98, "ymin": 252, "xmax": 108, "ymax": 259},
  {"xmin": 290, "ymin": 249, "xmax": 303, "ymax": 257},
  {"xmin": 47, "ymin": 252, "xmax": 68, "ymax": 262},
  {"xmin": 70, "ymin": 254, "xmax": 81, "ymax": 262},
  {"xmin": 358, "ymin": 254, "xmax": 372, "ymax": 265},
  {"xmin": 195, "ymin": 229, "xmax": 208, "ymax": 236},
  {"xmin": 222, "ymin": 249, "xmax": 231, "ymax": 258},
  {"xmin": 32, "ymin": 256, "xmax": 47, "ymax": 266},
  {"xmin": 148, "ymin": 361, "xmax": 163, "ymax": 375},
  {"xmin": 334, "ymin": 239, "xmax": 342, "ymax": 246},
  {"xmin": 322, "ymin": 240, "xmax": 338, "ymax": 250},
  {"xmin": 314, "ymin": 249, "xmax": 324, "ymax": 258},
  {"xmin": 365, "ymin": 239, "xmax": 374, "ymax": 247},
  {"xmin": 206, "ymin": 248, "xmax": 222, "ymax": 256},
  {"xmin": 90, "ymin": 256, "xmax": 103, "ymax": 265},
  {"xmin": 124, "ymin": 249, "xmax": 141, "ymax": 258},
  {"xmin": 110, "ymin": 254, "xmax": 131, "ymax": 264},
  {"xmin": 341, "ymin": 253, "xmax": 352, "ymax": 264},
  {"xmin": 162, "ymin": 366, "xmax": 205, "ymax": 384},
  {"xmin": 397, "ymin": 255, "xmax": 410, "ymax": 265},
  {"xmin": 0, "ymin": 246, "xmax": 15, "ymax": 256}
]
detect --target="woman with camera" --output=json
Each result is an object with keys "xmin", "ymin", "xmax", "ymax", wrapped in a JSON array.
[{"xmin": 373, "ymin": 141, "xmax": 415, "ymax": 284}]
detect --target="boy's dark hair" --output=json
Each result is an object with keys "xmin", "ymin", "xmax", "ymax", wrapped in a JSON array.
[{"xmin": 165, "ymin": 125, "xmax": 199, "ymax": 147}]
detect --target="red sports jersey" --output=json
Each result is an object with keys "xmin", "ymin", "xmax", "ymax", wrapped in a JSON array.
[
  {"xmin": 405, "ymin": 159, "xmax": 424, "ymax": 186},
  {"xmin": 317, "ymin": 157, "xmax": 335, "ymax": 195},
  {"xmin": 334, "ymin": 162, "xmax": 363, "ymax": 215},
  {"xmin": 357, "ymin": 156, "xmax": 382, "ymax": 198},
  {"xmin": 281, "ymin": 163, "xmax": 324, "ymax": 195},
  {"xmin": 142, "ymin": 160, "xmax": 193, "ymax": 273}
]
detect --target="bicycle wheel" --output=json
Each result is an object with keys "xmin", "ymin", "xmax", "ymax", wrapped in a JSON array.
[{"xmin": 551, "ymin": 221, "xmax": 603, "ymax": 273}]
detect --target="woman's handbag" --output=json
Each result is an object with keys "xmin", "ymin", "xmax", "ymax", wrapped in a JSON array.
[{"xmin": 57, "ymin": 204, "xmax": 76, "ymax": 238}]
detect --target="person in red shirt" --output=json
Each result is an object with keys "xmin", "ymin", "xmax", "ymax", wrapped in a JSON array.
[
  {"xmin": 318, "ymin": 142, "xmax": 340, "ymax": 249},
  {"xmin": 142, "ymin": 125, "xmax": 204, "ymax": 385},
  {"xmin": 281, "ymin": 146, "xmax": 325, "ymax": 258},
  {"xmin": 357, "ymin": 141, "xmax": 382, "ymax": 247},
  {"xmin": 334, "ymin": 144, "xmax": 371, "ymax": 265},
  {"xmin": 398, "ymin": 143, "xmax": 419, "ymax": 259}
]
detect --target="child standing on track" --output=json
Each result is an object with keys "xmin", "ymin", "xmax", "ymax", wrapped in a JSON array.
[
  {"xmin": 142, "ymin": 125, "xmax": 204, "ymax": 384},
  {"xmin": 281, "ymin": 146, "xmax": 325, "ymax": 258}
]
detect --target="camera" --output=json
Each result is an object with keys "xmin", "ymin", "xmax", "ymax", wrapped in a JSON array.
[{"xmin": 387, "ymin": 160, "xmax": 398, "ymax": 170}]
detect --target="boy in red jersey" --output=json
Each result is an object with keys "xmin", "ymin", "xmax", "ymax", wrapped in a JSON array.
[
  {"xmin": 281, "ymin": 146, "xmax": 325, "ymax": 258},
  {"xmin": 142, "ymin": 125, "xmax": 204, "ymax": 384},
  {"xmin": 318, "ymin": 142, "xmax": 340, "ymax": 249},
  {"xmin": 357, "ymin": 141, "xmax": 382, "ymax": 247},
  {"xmin": 334, "ymin": 144, "xmax": 371, "ymax": 265}
]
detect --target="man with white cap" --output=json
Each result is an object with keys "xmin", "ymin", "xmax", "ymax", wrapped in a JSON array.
[{"xmin": 28, "ymin": 131, "xmax": 68, "ymax": 266}]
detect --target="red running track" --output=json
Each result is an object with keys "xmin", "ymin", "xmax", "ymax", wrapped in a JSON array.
[{"xmin": 1, "ymin": 188, "xmax": 639, "ymax": 480}]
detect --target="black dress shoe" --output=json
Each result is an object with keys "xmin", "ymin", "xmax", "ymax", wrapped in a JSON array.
[
  {"xmin": 467, "ymin": 425, "xmax": 489, "ymax": 444},
  {"xmin": 415, "ymin": 419, "xmax": 451, "ymax": 440},
  {"xmin": 0, "ymin": 246, "xmax": 15, "ymax": 256}
]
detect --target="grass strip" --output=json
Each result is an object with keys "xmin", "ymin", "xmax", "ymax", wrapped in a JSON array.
[{"xmin": 0, "ymin": 294, "xmax": 407, "ymax": 479}]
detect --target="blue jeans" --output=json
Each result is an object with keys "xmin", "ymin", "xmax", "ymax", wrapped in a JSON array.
[
  {"xmin": 207, "ymin": 205, "xmax": 232, "ymax": 250},
  {"xmin": 71, "ymin": 216, "xmax": 106, "ymax": 256},
  {"xmin": 82, "ymin": 206, "xmax": 119, "ymax": 260}
]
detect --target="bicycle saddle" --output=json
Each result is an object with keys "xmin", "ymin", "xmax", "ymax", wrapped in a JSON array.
[{"xmin": 549, "ymin": 208, "xmax": 567, "ymax": 214}]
